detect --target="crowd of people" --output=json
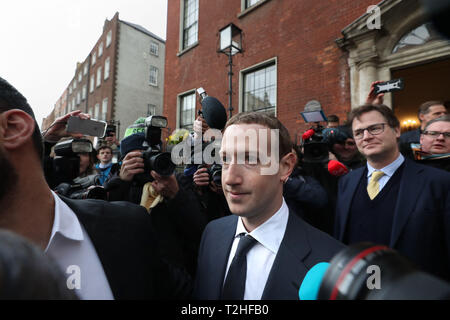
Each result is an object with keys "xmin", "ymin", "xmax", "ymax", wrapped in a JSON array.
[{"xmin": 0, "ymin": 75, "xmax": 449, "ymax": 300}]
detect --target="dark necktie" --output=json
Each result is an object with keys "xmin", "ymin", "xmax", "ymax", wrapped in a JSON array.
[{"xmin": 221, "ymin": 234, "xmax": 257, "ymax": 300}]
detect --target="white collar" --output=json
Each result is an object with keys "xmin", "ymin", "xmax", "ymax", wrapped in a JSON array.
[
  {"xmin": 367, "ymin": 153, "xmax": 405, "ymax": 178},
  {"xmin": 235, "ymin": 198, "xmax": 289, "ymax": 254},
  {"xmin": 45, "ymin": 191, "xmax": 84, "ymax": 252}
]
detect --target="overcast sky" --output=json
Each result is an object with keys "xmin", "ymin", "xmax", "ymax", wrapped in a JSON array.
[{"xmin": 0, "ymin": 0, "xmax": 168, "ymax": 127}]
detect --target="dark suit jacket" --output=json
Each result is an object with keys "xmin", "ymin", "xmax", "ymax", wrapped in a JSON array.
[
  {"xmin": 61, "ymin": 196, "xmax": 192, "ymax": 299},
  {"xmin": 334, "ymin": 158, "xmax": 450, "ymax": 281},
  {"xmin": 193, "ymin": 210, "xmax": 344, "ymax": 300}
]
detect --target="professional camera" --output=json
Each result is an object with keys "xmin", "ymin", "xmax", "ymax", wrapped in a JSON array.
[
  {"xmin": 198, "ymin": 163, "xmax": 223, "ymax": 187},
  {"xmin": 300, "ymin": 242, "xmax": 450, "ymax": 300},
  {"xmin": 52, "ymin": 138, "xmax": 93, "ymax": 186},
  {"xmin": 141, "ymin": 115, "xmax": 176, "ymax": 177},
  {"xmin": 302, "ymin": 125, "xmax": 351, "ymax": 164},
  {"xmin": 54, "ymin": 180, "xmax": 107, "ymax": 200},
  {"xmin": 51, "ymin": 138, "xmax": 107, "ymax": 200}
]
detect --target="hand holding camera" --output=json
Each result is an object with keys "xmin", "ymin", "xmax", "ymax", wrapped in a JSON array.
[{"xmin": 119, "ymin": 151, "xmax": 145, "ymax": 182}]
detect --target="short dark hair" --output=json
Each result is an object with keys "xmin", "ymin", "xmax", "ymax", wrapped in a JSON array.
[
  {"xmin": 418, "ymin": 101, "xmax": 445, "ymax": 119},
  {"xmin": 423, "ymin": 114, "xmax": 450, "ymax": 131},
  {"xmin": 97, "ymin": 145, "xmax": 113, "ymax": 153},
  {"xmin": 327, "ymin": 115, "xmax": 339, "ymax": 123},
  {"xmin": 348, "ymin": 104, "xmax": 400, "ymax": 129},
  {"xmin": 224, "ymin": 112, "xmax": 293, "ymax": 158},
  {"xmin": 0, "ymin": 77, "xmax": 43, "ymax": 159}
]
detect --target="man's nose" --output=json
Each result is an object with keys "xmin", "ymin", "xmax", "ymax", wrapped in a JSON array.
[{"xmin": 223, "ymin": 162, "xmax": 243, "ymax": 186}]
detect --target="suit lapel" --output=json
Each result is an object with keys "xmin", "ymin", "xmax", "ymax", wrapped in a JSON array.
[
  {"xmin": 261, "ymin": 211, "xmax": 311, "ymax": 300},
  {"xmin": 337, "ymin": 167, "xmax": 365, "ymax": 241},
  {"xmin": 209, "ymin": 216, "xmax": 237, "ymax": 299},
  {"xmin": 390, "ymin": 159, "xmax": 423, "ymax": 247},
  {"xmin": 60, "ymin": 197, "xmax": 124, "ymax": 299}
]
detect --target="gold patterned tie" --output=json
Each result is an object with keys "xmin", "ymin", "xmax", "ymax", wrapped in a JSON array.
[{"xmin": 367, "ymin": 171, "xmax": 385, "ymax": 200}]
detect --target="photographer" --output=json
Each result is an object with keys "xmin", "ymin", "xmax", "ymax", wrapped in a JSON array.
[
  {"xmin": 185, "ymin": 116, "xmax": 231, "ymax": 221},
  {"xmin": 105, "ymin": 118, "xmax": 208, "ymax": 277},
  {"xmin": 324, "ymin": 125, "xmax": 366, "ymax": 170},
  {"xmin": 42, "ymin": 110, "xmax": 106, "ymax": 200}
]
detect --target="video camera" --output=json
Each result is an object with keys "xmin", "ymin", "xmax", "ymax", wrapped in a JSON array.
[
  {"xmin": 51, "ymin": 138, "xmax": 107, "ymax": 200},
  {"xmin": 302, "ymin": 125, "xmax": 352, "ymax": 164}
]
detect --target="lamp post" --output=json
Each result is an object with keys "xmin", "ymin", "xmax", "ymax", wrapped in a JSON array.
[{"xmin": 218, "ymin": 23, "xmax": 243, "ymax": 119}]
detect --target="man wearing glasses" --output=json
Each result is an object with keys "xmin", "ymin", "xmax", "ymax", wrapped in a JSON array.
[
  {"xmin": 334, "ymin": 104, "xmax": 450, "ymax": 282},
  {"xmin": 415, "ymin": 115, "xmax": 450, "ymax": 171}
]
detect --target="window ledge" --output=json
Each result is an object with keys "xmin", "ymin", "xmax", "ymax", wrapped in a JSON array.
[
  {"xmin": 177, "ymin": 42, "xmax": 199, "ymax": 57},
  {"xmin": 238, "ymin": 0, "xmax": 272, "ymax": 19}
]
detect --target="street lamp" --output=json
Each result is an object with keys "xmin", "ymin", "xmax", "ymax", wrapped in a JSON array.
[{"xmin": 218, "ymin": 23, "xmax": 243, "ymax": 119}]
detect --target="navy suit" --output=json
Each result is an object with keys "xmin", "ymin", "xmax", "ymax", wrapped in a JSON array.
[
  {"xmin": 193, "ymin": 210, "xmax": 344, "ymax": 300},
  {"xmin": 335, "ymin": 158, "xmax": 450, "ymax": 281}
]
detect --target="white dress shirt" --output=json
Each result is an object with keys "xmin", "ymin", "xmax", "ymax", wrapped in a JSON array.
[
  {"xmin": 367, "ymin": 154, "xmax": 405, "ymax": 192},
  {"xmin": 45, "ymin": 191, "xmax": 114, "ymax": 300},
  {"xmin": 224, "ymin": 198, "xmax": 289, "ymax": 300}
]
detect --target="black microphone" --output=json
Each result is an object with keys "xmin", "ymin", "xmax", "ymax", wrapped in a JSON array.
[{"xmin": 200, "ymin": 96, "xmax": 227, "ymax": 130}]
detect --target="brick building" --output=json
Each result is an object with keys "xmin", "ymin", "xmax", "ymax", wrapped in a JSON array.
[
  {"xmin": 43, "ymin": 12, "xmax": 166, "ymax": 139},
  {"xmin": 163, "ymin": 0, "xmax": 450, "ymax": 141}
]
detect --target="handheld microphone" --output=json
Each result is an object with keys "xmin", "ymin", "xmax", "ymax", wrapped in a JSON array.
[
  {"xmin": 327, "ymin": 160, "xmax": 349, "ymax": 176},
  {"xmin": 302, "ymin": 129, "xmax": 315, "ymax": 141},
  {"xmin": 299, "ymin": 262, "xmax": 330, "ymax": 300}
]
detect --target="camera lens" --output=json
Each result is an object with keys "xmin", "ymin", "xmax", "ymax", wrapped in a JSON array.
[{"xmin": 149, "ymin": 152, "xmax": 176, "ymax": 176}]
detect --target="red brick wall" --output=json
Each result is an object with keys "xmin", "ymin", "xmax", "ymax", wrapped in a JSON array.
[{"xmin": 164, "ymin": 0, "xmax": 377, "ymax": 141}]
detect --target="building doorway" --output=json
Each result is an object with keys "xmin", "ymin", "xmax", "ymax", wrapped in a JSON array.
[{"xmin": 392, "ymin": 58, "xmax": 450, "ymax": 133}]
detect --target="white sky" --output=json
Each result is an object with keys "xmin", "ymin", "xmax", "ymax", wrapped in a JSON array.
[{"xmin": 0, "ymin": 0, "xmax": 168, "ymax": 128}]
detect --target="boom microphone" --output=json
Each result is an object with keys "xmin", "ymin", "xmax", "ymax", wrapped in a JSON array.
[
  {"xmin": 327, "ymin": 160, "xmax": 349, "ymax": 176},
  {"xmin": 200, "ymin": 96, "xmax": 228, "ymax": 130}
]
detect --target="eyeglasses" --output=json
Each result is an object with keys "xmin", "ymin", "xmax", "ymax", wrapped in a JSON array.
[
  {"xmin": 353, "ymin": 123, "xmax": 387, "ymax": 140},
  {"xmin": 422, "ymin": 131, "xmax": 450, "ymax": 139}
]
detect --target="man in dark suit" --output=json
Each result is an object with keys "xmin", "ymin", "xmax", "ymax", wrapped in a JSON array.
[
  {"xmin": 193, "ymin": 112, "xmax": 344, "ymax": 300},
  {"xmin": 334, "ymin": 104, "xmax": 450, "ymax": 281},
  {"xmin": 0, "ymin": 77, "xmax": 191, "ymax": 299}
]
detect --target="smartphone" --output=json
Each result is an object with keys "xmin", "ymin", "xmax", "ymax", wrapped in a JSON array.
[
  {"xmin": 66, "ymin": 116, "xmax": 107, "ymax": 137},
  {"xmin": 374, "ymin": 78, "xmax": 404, "ymax": 95}
]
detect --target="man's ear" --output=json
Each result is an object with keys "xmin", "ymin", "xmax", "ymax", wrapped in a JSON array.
[
  {"xmin": 1, "ymin": 109, "xmax": 36, "ymax": 151},
  {"xmin": 279, "ymin": 152, "xmax": 297, "ymax": 183}
]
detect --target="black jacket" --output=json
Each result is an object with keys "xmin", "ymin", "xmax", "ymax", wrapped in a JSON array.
[
  {"xmin": 61, "ymin": 196, "xmax": 192, "ymax": 299},
  {"xmin": 104, "ymin": 173, "xmax": 209, "ymax": 277}
]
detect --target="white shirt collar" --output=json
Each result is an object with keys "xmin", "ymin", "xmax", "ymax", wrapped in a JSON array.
[
  {"xmin": 367, "ymin": 153, "xmax": 405, "ymax": 178},
  {"xmin": 45, "ymin": 191, "xmax": 84, "ymax": 252},
  {"xmin": 235, "ymin": 198, "xmax": 289, "ymax": 254}
]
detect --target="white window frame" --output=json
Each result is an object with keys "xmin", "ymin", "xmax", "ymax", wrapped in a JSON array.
[
  {"xmin": 96, "ymin": 67, "xmax": 102, "ymax": 87},
  {"xmin": 104, "ymin": 57, "xmax": 110, "ymax": 80},
  {"xmin": 150, "ymin": 41, "xmax": 159, "ymax": 56},
  {"xmin": 180, "ymin": 0, "xmax": 199, "ymax": 51},
  {"xmin": 82, "ymin": 85, "xmax": 87, "ymax": 100},
  {"xmin": 177, "ymin": 90, "xmax": 196, "ymax": 130},
  {"xmin": 90, "ymin": 75, "xmax": 95, "ymax": 93},
  {"xmin": 102, "ymin": 98, "xmax": 108, "ymax": 121},
  {"xmin": 149, "ymin": 66, "xmax": 158, "ymax": 86},
  {"xmin": 94, "ymin": 103, "xmax": 100, "ymax": 120},
  {"xmin": 239, "ymin": 57, "xmax": 277, "ymax": 115},
  {"xmin": 106, "ymin": 30, "xmax": 112, "ymax": 47},
  {"xmin": 98, "ymin": 42, "xmax": 103, "ymax": 57},
  {"xmin": 92, "ymin": 52, "xmax": 97, "ymax": 65}
]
